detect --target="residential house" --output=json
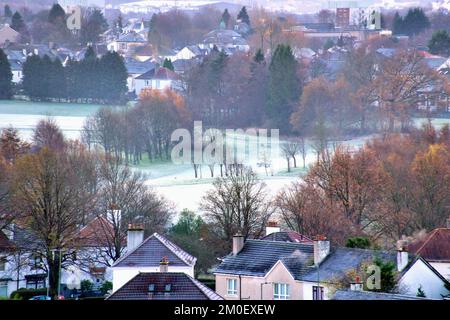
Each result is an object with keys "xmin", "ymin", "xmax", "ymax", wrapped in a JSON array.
[
  {"xmin": 111, "ymin": 231, "xmax": 196, "ymax": 293},
  {"xmin": 407, "ymin": 221, "xmax": 450, "ymax": 281},
  {"xmin": 124, "ymin": 57, "xmax": 156, "ymax": 93},
  {"xmin": 106, "ymin": 271, "xmax": 222, "ymax": 300},
  {"xmin": 9, "ymin": 59, "xmax": 23, "ymax": 83},
  {"xmin": 0, "ymin": 215, "xmax": 122, "ymax": 298},
  {"xmin": 0, "ymin": 25, "xmax": 20, "ymax": 46},
  {"xmin": 0, "ymin": 225, "xmax": 49, "ymax": 298},
  {"xmin": 134, "ymin": 67, "xmax": 181, "ymax": 96},
  {"xmin": 214, "ymin": 233, "xmax": 431, "ymax": 300},
  {"xmin": 233, "ymin": 20, "xmax": 251, "ymax": 36},
  {"xmin": 172, "ymin": 45, "xmax": 207, "ymax": 61},
  {"xmin": 398, "ymin": 256, "xmax": 449, "ymax": 299},
  {"xmin": 200, "ymin": 29, "xmax": 250, "ymax": 53},
  {"xmin": 134, "ymin": 44, "xmax": 154, "ymax": 62},
  {"xmin": 107, "ymin": 32, "xmax": 147, "ymax": 56},
  {"xmin": 172, "ymin": 58, "xmax": 199, "ymax": 75}
]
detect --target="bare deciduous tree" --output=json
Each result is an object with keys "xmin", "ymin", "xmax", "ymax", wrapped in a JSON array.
[{"xmin": 201, "ymin": 167, "xmax": 274, "ymax": 241}]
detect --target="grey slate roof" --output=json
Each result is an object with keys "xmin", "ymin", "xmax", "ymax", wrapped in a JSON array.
[
  {"xmin": 106, "ymin": 272, "xmax": 223, "ymax": 300},
  {"xmin": 301, "ymin": 247, "xmax": 396, "ymax": 283},
  {"xmin": 117, "ymin": 32, "xmax": 146, "ymax": 43},
  {"xmin": 113, "ymin": 233, "xmax": 196, "ymax": 268},
  {"xmin": 214, "ymin": 240, "xmax": 398, "ymax": 284},
  {"xmin": 124, "ymin": 57, "xmax": 155, "ymax": 75},
  {"xmin": 333, "ymin": 290, "xmax": 429, "ymax": 300},
  {"xmin": 213, "ymin": 239, "xmax": 314, "ymax": 279}
]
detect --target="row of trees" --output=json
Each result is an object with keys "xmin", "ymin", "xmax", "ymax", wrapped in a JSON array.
[
  {"xmin": 8, "ymin": 4, "xmax": 109, "ymax": 45},
  {"xmin": 292, "ymin": 41, "xmax": 448, "ymax": 146},
  {"xmin": 185, "ymin": 39, "xmax": 447, "ymax": 139},
  {"xmin": 0, "ymin": 120, "xmax": 174, "ymax": 298},
  {"xmin": 184, "ymin": 45, "xmax": 299, "ymax": 133},
  {"xmin": 82, "ymin": 89, "xmax": 190, "ymax": 163},
  {"xmin": 22, "ymin": 48, "xmax": 128, "ymax": 104},
  {"xmin": 276, "ymin": 122, "xmax": 450, "ymax": 245}
]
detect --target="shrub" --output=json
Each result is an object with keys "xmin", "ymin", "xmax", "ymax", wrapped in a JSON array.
[
  {"xmin": 346, "ymin": 237, "xmax": 371, "ymax": 249},
  {"xmin": 100, "ymin": 281, "xmax": 112, "ymax": 294},
  {"xmin": 10, "ymin": 288, "xmax": 47, "ymax": 300},
  {"xmin": 80, "ymin": 280, "xmax": 94, "ymax": 293}
]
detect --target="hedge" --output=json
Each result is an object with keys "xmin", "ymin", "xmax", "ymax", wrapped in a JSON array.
[{"xmin": 10, "ymin": 288, "xmax": 47, "ymax": 300}]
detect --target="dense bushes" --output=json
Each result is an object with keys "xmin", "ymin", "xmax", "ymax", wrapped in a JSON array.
[{"xmin": 10, "ymin": 288, "xmax": 47, "ymax": 300}]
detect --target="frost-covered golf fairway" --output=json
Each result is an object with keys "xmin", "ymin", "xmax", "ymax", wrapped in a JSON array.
[{"xmin": 1, "ymin": 100, "xmax": 449, "ymax": 213}]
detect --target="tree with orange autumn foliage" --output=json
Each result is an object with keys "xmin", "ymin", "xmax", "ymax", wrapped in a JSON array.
[
  {"xmin": 278, "ymin": 124, "xmax": 450, "ymax": 247},
  {"xmin": 137, "ymin": 88, "xmax": 191, "ymax": 160},
  {"xmin": 374, "ymin": 50, "xmax": 439, "ymax": 132}
]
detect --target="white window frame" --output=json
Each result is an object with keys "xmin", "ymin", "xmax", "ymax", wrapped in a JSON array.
[
  {"xmin": 226, "ymin": 278, "xmax": 237, "ymax": 296},
  {"xmin": 273, "ymin": 283, "xmax": 290, "ymax": 300},
  {"xmin": 313, "ymin": 285, "xmax": 324, "ymax": 300}
]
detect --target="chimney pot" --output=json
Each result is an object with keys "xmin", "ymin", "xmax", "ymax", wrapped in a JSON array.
[
  {"xmin": 232, "ymin": 234, "xmax": 244, "ymax": 256},
  {"xmin": 313, "ymin": 235, "xmax": 330, "ymax": 265},
  {"xmin": 265, "ymin": 221, "xmax": 281, "ymax": 236},
  {"xmin": 397, "ymin": 249, "xmax": 409, "ymax": 272},
  {"xmin": 127, "ymin": 223, "xmax": 144, "ymax": 252},
  {"xmin": 160, "ymin": 256, "xmax": 169, "ymax": 272}
]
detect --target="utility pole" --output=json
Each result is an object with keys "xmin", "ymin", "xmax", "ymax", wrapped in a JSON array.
[{"xmin": 57, "ymin": 249, "xmax": 62, "ymax": 298}]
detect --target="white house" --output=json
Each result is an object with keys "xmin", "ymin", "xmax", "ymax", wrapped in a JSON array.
[
  {"xmin": 124, "ymin": 57, "xmax": 155, "ymax": 93},
  {"xmin": 172, "ymin": 45, "xmax": 207, "ymax": 61},
  {"xmin": 0, "ymin": 215, "xmax": 119, "ymax": 298},
  {"xmin": 107, "ymin": 32, "xmax": 147, "ymax": 56},
  {"xmin": 201, "ymin": 29, "xmax": 250, "ymax": 53},
  {"xmin": 398, "ymin": 256, "xmax": 449, "ymax": 299},
  {"xmin": 111, "ymin": 231, "xmax": 196, "ymax": 293},
  {"xmin": 0, "ymin": 25, "xmax": 20, "ymax": 46},
  {"xmin": 134, "ymin": 66, "xmax": 180, "ymax": 96},
  {"xmin": 9, "ymin": 60, "xmax": 23, "ymax": 83}
]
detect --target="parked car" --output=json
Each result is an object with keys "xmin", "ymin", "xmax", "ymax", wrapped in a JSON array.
[{"xmin": 29, "ymin": 295, "xmax": 51, "ymax": 300}]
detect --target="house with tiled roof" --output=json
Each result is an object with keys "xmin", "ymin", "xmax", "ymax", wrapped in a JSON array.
[
  {"xmin": 398, "ymin": 255, "xmax": 449, "ymax": 299},
  {"xmin": 124, "ymin": 57, "xmax": 155, "ymax": 93},
  {"xmin": 395, "ymin": 220, "xmax": 450, "ymax": 299},
  {"xmin": 407, "ymin": 225, "xmax": 450, "ymax": 279},
  {"xmin": 213, "ymin": 231, "xmax": 448, "ymax": 300},
  {"xmin": 0, "ymin": 225, "xmax": 49, "ymax": 298},
  {"xmin": 111, "ymin": 232, "xmax": 196, "ymax": 293},
  {"xmin": 0, "ymin": 25, "xmax": 20, "ymax": 46},
  {"xmin": 107, "ymin": 31, "xmax": 147, "ymax": 56},
  {"xmin": 134, "ymin": 66, "xmax": 181, "ymax": 96},
  {"xmin": 106, "ymin": 272, "xmax": 222, "ymax": 300}
]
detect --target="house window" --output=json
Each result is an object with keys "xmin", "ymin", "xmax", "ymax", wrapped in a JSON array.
[
  {"xmin": 273, "ymin": 283, "xmax": 290, "ymax": 300},
  {"xmin": 226, "ymin": 279, "xmax": 237, "ymax": 296},
  {"xmin": 25, "ymin": 274, "xmax": 46, "ymax": 289},
  {"xmin": 155, "ymin": 80, "xmax": 161, "ymax": 89},
  {"xmin": 0, "ymin": 257, "xmax": 6, "ymax": 271},
  {"xmin": 313, "ymin": 286, "xmax": 324, "ymax": 300}
]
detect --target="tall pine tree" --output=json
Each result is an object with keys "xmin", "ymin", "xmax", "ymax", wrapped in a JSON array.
[
  {"xmin": 11, "ymin": 11, "xmax": 25, "ymax": 32},
  {"xmin": 4, "ymin": 5, "xmax": 12, "ymax": 18},
  {"xmin": 0, "ymin": 48, "xmax": 12, "ymax": 99},
  {"xmin": 266, "ymin": 44, "xmax": 300, "ymax": 133},
  {"xmin": 221, "ymin": 9, "xmax": 231, "ymax": 29},
  {"xmin": 237, "ymin": 6, "xmax": 250, "ymax": 26},
  {"xmin": 48, "ymin": 3, "xmax": 66, "ymax": 25},
  {"xmin": 97, "ymin": 51, "xmax": 127, "ymax": 103}
]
